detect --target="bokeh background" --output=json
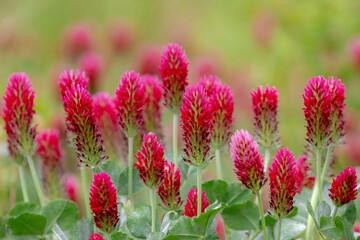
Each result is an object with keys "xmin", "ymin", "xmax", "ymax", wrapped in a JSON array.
[{"xmin": 1, "ymin": 0, "xmax": 360, "ymax": 216}]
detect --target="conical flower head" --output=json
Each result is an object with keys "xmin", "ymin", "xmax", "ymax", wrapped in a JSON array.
[
  {"xmin": 58, "ymin": 69, "xmax": 88, "ymax": 97},
  {"xmin": 114, "ymin": 71, "xmax": 145, "ymax": 137},
  {"xmin": 134, "ymin": 133, "xmax": 166, "ymax": 189},
  {"xmin": 158, "ymin": 161, "xmax": 182, "ymax": 211},
  {"xmin": 328, "ymin": 77, "xmax": 346, "ymax": 145},
  {"xmin": 180, "ymin": 84, "xmax": 214, "ymax": 167},
  {"xmin": 230, "ymin": 130, "xmax": 266, "ymax": 191},
  {"xmin": 302, "ymin": 76, "xmax": 332, "ymax": 149},
  {"xmin": 89, "ymin": 233, "xmax": 104, "ymax": 240},
  {"xmin": 199, "ymin": 74, "xmax": 222, "ymax": 97},
  {"xmin": 90, "ymin": 172, "xmax": 119, "ymax": 233},
  {"xmin": 62, "ymin": 84, "xmax": 108, "ymax": 167},
  {"xmin": 251, "ymin": 85, "xmax": 279, "ymax": 149},
  {"xmin": 1, "ymin": 73, "xmax": 37, "ymax": 165},
  {"xmin": 329, "ymin": 167, "xmax": 357, "ymax": 207},
  {"xmin": 141, "ymin": 74, "xmax": 164, "ymax": 138},
  {"xmin": 182, "ymin": 188, "xmax": 209, "ymax": 218},
  {"xmin": 269, "ymin": 148, "xmax": 298, "ymax": 219},
  {"xmin": 77, "ymin": 52, "xmax": 103, "ymax": 93},
  {"xmin": 159, "ymin": 43, "xmax": 189, "ymax": 113},
  {"xmin": 295, "ymin": 154, "xmax": 315, "ymax": 193}
]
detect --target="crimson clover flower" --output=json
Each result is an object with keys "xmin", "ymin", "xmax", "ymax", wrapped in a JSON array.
[
  {"xmin": 199, "ymin": 74, "xmax": 222, "ymax": 97},
  {"xmin": 230, "ymin": 129, "xmax": 266, "ymax": 192},
  {"xmin": 138, "ymin": 46, "xmax": 161, "ymax": 75},
  {"xmin": 90, "ymin": 172, "xmax": 119, "ymax": 233},
  {"xmin": 182, "ymin": 188, "xmax": 209, "ymax": 218},
  {"xmin": 251, "ymin": 85, "xmax": 279, "ymax": 149},
  {"xmin": 63, "ymin": 23, "xmax": 93, "ymax": 58},
  {"xmin": 89, "ymin": 233, "xmax": 104, "ymax": 240},
  {"xmin": 269, "ymin": 148, "xmax": 298, "ymax": 219},
  {"xmin": 329, "ymin": 166, "xmax": 358, "ymax": 207},
  {"xmin": 1, "ymin": 73, "xmax": 37, "ymax": 164},
  {"xmin": 158, "ymin": 161, "xmax": 182, "ymax": 211},
  {"xmin": 159, "ymin": 43, "xmax": 189, "ymax": 113},
  {"xmin": 62, "ymin": 84, "xmax": 108, "ymax": 167},
  {"xmin": 114, "ymin": 71, "xmax": 145, "ymax": 137},
  {"xmin": 59, "ymin": 69, "xmax": 88, "ymax": 97},
  {"xmin": 134, "ymin": 133, "xmax": 166, "ymax": 189},
  {"xmin": 141, "ymin": 74, "xmax": 164, "ymax": 138},
  {"xmin": 77, "ymin": 51, "xmax": 103, "ymax": 93},
  {"xmin": 295, "ymin": 154, "xmax": 315, "ymax": 193},
  {"xmin": 180, "ymin": 84, "xmax": 214, "ymax": 167}
]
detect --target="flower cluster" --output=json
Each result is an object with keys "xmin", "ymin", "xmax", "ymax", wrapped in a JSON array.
[
  {"xmin": 182, "ymin": 188, "xmax": 210, "ymax": 218},
  {"xmin": 134, "ymin": 133, "xmax": 166, "ymax": 189},
  {"xmin": 251, "ymin": 85, "xmax": 279, "ymax": 149},
  {"xmin": 1, "ymin": 73, "xmax": 37, "ymax": 165},
  {"xmin": 159, "ymin": 43, "xmax": 189, "ymax": 113},
  {"xmin": 199, "ymin": 74, "xmax": 221, "ymax": 96},
  {"xmin": 158, "ymin": 162, "xmax": 182, "ymax": 211},
  {"xmin": 180, "ymin": 84, "xmax": 214, "ymax": 167},
  {"xmin": 329, "ymin": 166, "xmax": 358, "ymax": 207},
  {"xmin": 90, "ymin": 172, "xmax": 119, "ymax": 233},
  {"xmin": 230, "ymin": 129, "xmax": 266, "ymax": 191},
  {"xmin": 58, "ymin": 69, "xmax": 88, "ymax": 97},
  {"xmin": 114, "ymin": 71, "xmax": 145, "ymax": 137}
]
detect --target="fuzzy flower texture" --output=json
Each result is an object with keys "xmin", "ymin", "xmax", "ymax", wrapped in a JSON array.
[
  {"xmin": 90, "ymin": 172, "xmax": 119, "ymax": 233},
  {"xmin": 89, "ymin": 233, "xmax": 104, "ymax": 240},
  {"xmin": 1, "ymin": 73, "xmax": 37, "ymax": 165},
  {"xmin": 329, "ymin": 166, "xmax": 358, "ymax": 207},
  {"xmin": 231, "ymin": 129, "xmax": 266, "ymax": 192},
  {"xmin": 182, "ymin": 188, "xmax": 209, "ymax": 218},
  {"xmin": 158, "ymin": 162, "xmax": 182, "ymax": 211}
]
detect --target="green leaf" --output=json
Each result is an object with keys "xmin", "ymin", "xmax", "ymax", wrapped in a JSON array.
[
  {"xmin": 228, "ymin": 229, "xmax": 248, "ymax": 240},
  {"xmin": 178, "ymin": 159, "xmax": 196, "ymax": 184},
  {"xmin": 118, "ymin": 166, "xmax": 143, "ymax": 195},
  {"xmin": 7, "ymin": 213, "xmax": 46, "ymax": 236},
  {"xmin": 127, "ymin": 205, "xmax": 159, "ymax": 238},
  {"xmin": 0, "ymin": 216, "xmax": 5, "ymax": 238},
  {"xmin": 319, "ymin": 216, "xmax": 342, "ymax": 240},
  {"xmin": 147, "ymin": 232, "xmax": 166, "ymax": 240},
  {"xmin": 112, "ymin": 232, "xmax": 135, "ymax": 240},
  {"xmin": 316, "ymin": 201, "xmax": 331, "ymax": 221},
  {"xmin": 9, "ymin": 203, "xmax": 41, "ymax": 217},
  {"xmin": 202, "ymin": 180, "xmax": 252, "ymax": 205},
  {"xmin": 94, "ymin": 161, "xmax": 121, "ymax": 186},
  {"xmin": 334, "ymin": 217, "xmax": 355, "ymax": 240},
  {"xmin": 161, "ymin": 211, "xmax": 180, "ymax": 235},
  {"xmin": 264, "ymin": 214, "xmax": 277, "ymax": 227},
  {"xmin": 69, "ymin": 218, "xmax": 94, "ymax": 240},
  {"xmin": 41, "ymin": 199, "xmax": 79, "ymax": 233},
  {"xmin": 339, "ymin": 201, "xmax": 357, "ymax": 224},
  {"xmin": 222, "ymin": 201, "xmax": 259, "ymax": 230},
  {"xmin": 273, "ymin": 219, "xmax": 306, "ymax": 240},
  {"xmin": 306, "ymin": 200, "xmax": 319, "ymax": 229},
  {"xmin": 293, "ymin": 188, "xmax": 312, "ymax": 224}
]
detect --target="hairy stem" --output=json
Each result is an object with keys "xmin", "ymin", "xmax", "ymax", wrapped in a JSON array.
[
  {"xmin": 150, "ymin": 188, "xmax": 156, "ymax": 232},
  {"xmin": 27, "ymin": 155, "xmax": 45, "ymax": 206},
  {"xmin": 215, "ymin": 149, "xmax": 223, "ymax": 180},
  {"xmin": 197, "ymin": 167, "xmax": 202, "ymax": 217},
  {"xmin": 256, "ymin": 190, "xmax": 268, "ymax": 240},
  {"xmin": 277, "ymin": 219, "xmax": 282, "ymax": 240},
  {"xmin": 305, "ymin": 167, "xmax": 320, "ymax": 239},
  {"xmin": 80, "ymin": 167, "xmax": 90, "ymax": 218},
  {"xmin": 320, "ymin": 145, "xmax": 332, "ymax": 200},
  {"xmin": 316, "ymin": 149, "xmax": 322, "ymax": 201},
  {"xmin": 331, "ymin": 206, "xmax": 338, "ymax": 219},
  {"xmin": 128, "ymin": 137, "xmax": 134, "ymax": 206},
  {"xmin": 18, "ymin": 165, "xmax": 29, "ymax": 202},
  {"xmin": 173, "ymin": 114, "xmax": 178, "ymax": 169},
  {"xmin": 264, "ymin": 148, "xmax": 271, "ymax": 173}
]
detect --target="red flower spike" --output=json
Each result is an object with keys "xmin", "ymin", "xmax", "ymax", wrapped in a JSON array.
[
  {"xmin": 114, "ymin": 71, "xmax": 145, "ymax": 137},
  {"xmin": 63, "ymin": 23, "xmax": 93, "ymax": 58},
  {"xmin": 230, "ymin": 130, "xmax": 266, "ymax": 191},
  {"xmin": 58, "ymin": 69, "xmax": 88, "ymax": 97},
  {"xmin": 138, "ymin": 46, "xmax": 161, "ymax": 75},
  {"xmin": 182, "ymin": 188, "xmax": 209, "ymax": 218},
  {"xmin": 77, "ymin": 52, "xmax": 103, "ymax": 93},
  {"xmin": 328, "ymin": 77, "xmax": 346, "ymax": 145},
  {"xmin": 141, "ymin": 74, "xmax": 164, "ymax": 138},
  {"xmin": 269, "ymin": 148, "xmax": 298, "ymax": 219},
  {"xmin": 159, "ymin": 43, "xmax": 189, "ymax": 113},
  {"xmin": 134, "ymin": 133, "xmax": 166, "ymax": 189},
  {"xmin": 89, "ymin": 233, "xmax": 105, "ymax": 240},
  {"xmin": 158, "ymin": 161, "xmax": 183, "ymax": 211},
  {"xmin": 108, "ymin": 21, "xmax": 135, "ymax": 53},
  {"xmin": 199, "ymin": 74, "xmax": 222, "ymax": 97},
  {"xmin": 329, "ymin": 166, "xmax": 358, "ymax": 207},
  {"xmin": 251, "ymin": 85, "xmax": 279, "ymax": 149},
  {"xmin": 90, "ymin": 172, "xmax": 119, "ymax": 233},
  {"xmin": 180, "ymin": 84, "xmax": 214, "ymax": 167},
  {"xmin": 1, "ymin": 73, "xmax": 37, "ymax": 165},
  {"xmin": 302, "ymin": 76, "xmax": 332, "ymax": 149},
  {"xmin": 64, "ymin": 175, "xmax": 80, "ymax": 204},
  {"xmin": 62, "ymin": 84, "xmax": 108, "ymax": 167},
  {"xmin": 295, "ymin": 154, "xmax": 315, "ymax": 193}
]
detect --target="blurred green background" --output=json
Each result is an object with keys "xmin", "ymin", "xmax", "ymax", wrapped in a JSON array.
[{"xmin": 1, "ymin": 0, "xmax": 360, "ymax": 215}]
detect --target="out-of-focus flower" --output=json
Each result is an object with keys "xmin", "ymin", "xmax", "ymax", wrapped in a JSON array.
[
  {"xmin": 158, "ymin": 161, "xmax": 182, "ymax": 211},
  {"xmin": 134, "ymin": 133, "xmax": 166, "ymax": 189},
  {"xmin": 114, "ymin": 71, "xmax": 145, "ymax": 137},
  {"xmin": 193, "ymin": 57, "xmax": 222, "ymax": 80},
  {"xmin": 302, "ymin": 76, "xmax": 332, "ymax": 149},
  {"xmin": 159, "ymin": 43, "xmax": 189, "ymax": 113},
  {"xmin": 64, "ymin": 175, "xmax": 80, "ymax": 204},
  {"xmin": 108, "ymin": 21, "xmax": 135, "ymax": 53},
  {"xmin": 295, "ymin": 154, "xmax": 315, "ymax": 192},
  {"xmin": 252, "ymin": 10, "xmax": 276, "ymax": 48},
  {"xmin": 141, "ymin": 74, "xmax": 163, "ymax": 138},
  {"xmin": 329, "ymin": 166, "xmax": 358, "ymax": 207},
  {"xmin": 58, "ymin": 69, "xmax": 88, "ymax": 97},
  {"xmin": 348, "ymin": 36, "xmax": 360, "ymax": 72},
  {"xmin": 182, "ymin": 188, "xmax": 209, "ymax": 218},
  {"xmin": 1, "ymin": 73, "xmax": 37, "ymax": 165},
  {"xmin": 180, "ymin": 84, "xmax": 213, "ymax": 167},
  {"xmin": 90, "ymin": 172, "xmax": 119, "ymax": 233},
  {"xmin": 89, "ymin": 233, "xmax": 104, "ymax": 240},
  {"xmin": 216, "ymin": 215, "xmax": 226, "ymax": 240},
  {"xmin": 77, "ymin": 51, "xmax": 103, "ymax": 93},
  {"xmin": 199, "ymin": 74, "xmax": 221, "ymax": 97},
  {"xmin": 137, "ymin": 45, "xmax": 161, "ymax": 75},
  {"xmin": 63, "ymin": 23, "xmax": 93, "ymax": 58},
  {"xmin": 230, "ymin": 129, "xmax": 266, "ymax": 191},
  {"xmin": 354, "ymin": 224, "xmax": 360, "ymax": 233},
  {"xmin": 251, "ymin": 85, "xmax": 279, "ymax": 149},
  {"xmin": 269, "ymin": 148, "xmax": 298, "ymax": 219},
  {"xmin": 62, "ymin": 84, "xmax": 108, "ymax": 167}
]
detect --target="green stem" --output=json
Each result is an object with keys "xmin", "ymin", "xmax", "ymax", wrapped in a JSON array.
[
  {"xmin": 150, "ymin": 188, "xmax": 156, "ymax": 232},
  {"xmin": 331, "ymin": 206, "xmax": 338, "ymax": 219},
  {"xmin": 256, "ymin": 190, "xmax": 268, "ymax": 240},
  {"xmin": 264, "ymin": 148, "xmax": 271, "ymax": 173},
  {"xmin": 277, "ymin": 219, "xmax": 282, "ymax": 240},
  {"xmin": 215, "ymin": 149, "xmax": 223, "ymax": 180},
  {"xmin": 320, "ymin": 145, "xmax": 332, "ymax": 199},
  {"xmin": 316, "ymin": 149, "xmax": 322, "ymax": 202},
  {"xmin": 128, "ymin": 137, "xmax": 134, "ymax": 206},
  {"xmin": 173, "ymin": 114, "xmax": 178, "ymax": 169},
  {"xmin": 80, "ymin": 167, "xmax": 90, "ymax": 218},
  {"xmin": 305, "ymin": 166, "xmax": 320, "ymax": 239},
  {"xmin": 27, "ymin": 155, "xmax": 45, "ymax": 206},
  {"xmin": 18, "ymin": 165, "xmax": 29, "ymax": 202},
  {"xmin": 105, "ymin": 233, "xmax": 111, "ymax": 240},
  {"xmin": 197, "ymin": 167, "xmax": 202, "ymax": 217}
]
